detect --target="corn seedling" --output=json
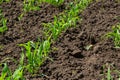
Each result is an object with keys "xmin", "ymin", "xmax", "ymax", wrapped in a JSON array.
[
  {"xmin": 23, "ymin": 0, "xmax": 40, "ymax": 12},
  {"xmin": 43, "ymin": 0, "xmax": 64, "ymax": 6},
  {"xmin": 19, "ymin": 40, "xmax": 50, "ymax": 73},
  {"xmin": 12, "ymin": 51, "xmax": 25, "ymax": 80},
  {"xmin": 0, "ymin": 9, "xmax": 8, "ymax": 33},
  {"xmin": 0, "ymin": 18, "xmax": 8, "ymax": 33},
  {"xmin": 107, "ymin": 66, "xmax": 113, "ymax": 80},
  {"xmin": 102, "ymin": 64, "xmax": 120, "ymax": 80},
  {"xmin": 0, "ymin": 63, "xmax": 25, "ymax": 80},
  {"xmin": 0, "ymin": 0, "xmax": 10, "ymax": 4},
  {"xmin": 0, "ymin": 53, "xmax": 25, "ymax": 80},
  {"xmin": 18, "ymin": 0, "xmax": 41, "ymax": 20},
  {"xmin": 105, "ymin": 24, "xmax": 120, "ymax": 48},
  {"xmin": 19, "ymin": 0, "xmax": 65, "ymax": 20},
  {"xmin": 0, "ymin": 63, "xmax": 12, "ymax": 80}
]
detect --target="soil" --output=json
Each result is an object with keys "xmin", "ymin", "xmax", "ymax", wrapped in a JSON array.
[
  {"xmin": 35, "ymin": 0, "xmax": 120, "ymax": 80},
  {"xmin": 0, "ymin": 0, "xmax": 120, "ymax": 80},
  {"xmin": 0, "ymin": 0, "xmax": 71, "ymax": 75}
]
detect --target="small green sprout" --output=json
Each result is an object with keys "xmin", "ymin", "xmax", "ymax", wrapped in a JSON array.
[
  {"xmin": 0, "ymin": 63, "xmax": 11, "ymax": 80},
  {"xmin": 0, "ymin": 63, "xmax": 24, "ymax": 80},
  {"xmin": 0, "ymin": 9, "xmax": 8, "ymax": 33},
  {"xmin": 0, "ymin": 18, "xmax": 8, "ymax": 33},
  {"xmin": 107, "ymin": 66, "xmax": 112, "ymax": 80},
  {"xmin": 0, "ymin": 52, "xmax": 25, "ymax": 80},
  {"xmin": 19, "ymin": 0, "xmax": 64, "ymax": 20},
  {"xmin": 19, "ymin": 0, "xmax": 41, "ymax": 20},
  {"xmin": 0, "ymin": 0, "xmax": 10, "ymax": 4},
  {"xmin": 44, "ymin": 0, "xmax": 64, "ymax": 6},
  {"xmin": 102, "ymin": 64, "xmax": 120, "ymax": 80},
  {"xmin": 105, "ymin": 24, "xmax": 120, "ymax": 48},
  {"xmin": 12, "ymin": 66, "xmax": 24, "ymax": 80},
  {"xmin": 23, "ymin": 0, "xmax": 40, "ymax": 12}
]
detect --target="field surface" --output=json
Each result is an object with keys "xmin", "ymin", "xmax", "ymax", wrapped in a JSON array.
[
  {"xmin": 0, "ymin": 0, "xmax": 120, "ymax": 80},
  {"xmin": 39, "ymin": 0, "xmax": 120, "ymax": 80}
]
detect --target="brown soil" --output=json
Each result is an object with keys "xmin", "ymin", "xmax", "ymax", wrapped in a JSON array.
[
  {"xmin": 1, "ymin": 0, "xmax": 120, "ymax": 80},
  {"xmin": 35, "ymin": 0, "xmax": 120, "ymax": 80},
  {"xmin": 0, "ymin": 0, "xmax": 71, "ymax": 75}
]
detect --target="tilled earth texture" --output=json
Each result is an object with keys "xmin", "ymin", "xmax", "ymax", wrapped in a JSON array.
[
  {"xmin": 0, "ymin": 0, "xmax": 72, "ymax": 77},
  {"xmin": 1, "ymin": 0, "xmax": 120, "ymax": 80},
  {"xmin": 37, "ymin": 0, "xmax": 120, "ymax": 80}
]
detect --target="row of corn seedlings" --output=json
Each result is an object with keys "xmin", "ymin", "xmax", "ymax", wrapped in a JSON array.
[
  {"xmin": 0, "ymin": 0, "xmax": 93, "ymax": 79},
  {"xmin": 43, "ymin": 0, "xmax": 93, "ymax": 40},
  {"xmin": 22, "ymin": 0, "xmax": 64, "ymax": 12},
  {"xmin": 103, "ymin": 24, "xmax": 120, "ymax": 79},
  {"xmin": 19, "ymin": 0, "xmax": 64, "ymax": 20}
]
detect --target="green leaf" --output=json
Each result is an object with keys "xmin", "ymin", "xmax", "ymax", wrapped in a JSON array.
[
  {"xmin": 0, "ymin": 63, "xmax": 11, "ymax": 80},
  {"xmin": 12, "ymin": 67, "xmax": 24, "ymax": 80}
]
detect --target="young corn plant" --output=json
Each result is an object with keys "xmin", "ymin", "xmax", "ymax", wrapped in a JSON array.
[
  {"xmin": 0, "ymin": 53, "xmax": 25, "ymax": 80},
  {"xmin": 18, "ymin": 0, "xmax": 41, "ymax": 20},
  {"xmin": 105, "ymin": 24, "xmax": 120, "ymax": 48},
  {"xmin": 107, "ymin": 66, "xmax": 113, "ymax": 80},
  {"xmin": 102, "ymin": 64, "xmax": 120, "ymax": 80},
  {"xmin": 43, "ymin": 0, "xmax": 64, "ymax": 6},
  {"xmin": 0, "ymin": 0, "xmax": 10, "ymax": 4},
  {"xmin": 102, "ymin": 65, "xmax": 113, "ymax": 80},
  {"xmin": 19, "ymin": 40, "xmax": 50, "ymax": 74},
  {"xmin": 0, "ymin": 63, "xmax": 12, "ymax": 80},
  {"xmin": 0, "ymin": 9, "xmax": 8, "ymax": 33},
  {"xmin": 23, "ymin": 0, "xmax": 40, "ymax": 12},
  {"xmin": 0, "ymin": 18, "xmax": 8, "ymax": 33},
  {"xmin": 19, "ymin": 0, "xmax": 64, "ymax": 20}
]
